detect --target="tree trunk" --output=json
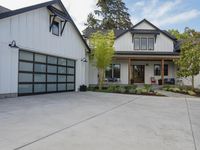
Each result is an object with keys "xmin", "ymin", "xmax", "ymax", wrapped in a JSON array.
[
  {"xmin": 98, "ymin": 68, "xmax": 104, "ymax": 90},
  {"xmin": 192, "ymin": 75, "xmax": 195, "ymax": 90}
]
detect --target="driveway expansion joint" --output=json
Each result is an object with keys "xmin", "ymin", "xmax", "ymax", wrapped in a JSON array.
[
  {"xmin": 185, "ymin": 98, "xmax": 197, "ymax": 150},
  {"xmin": 14, "ymin": 96, "xmax": 141, "ymax": 150}
]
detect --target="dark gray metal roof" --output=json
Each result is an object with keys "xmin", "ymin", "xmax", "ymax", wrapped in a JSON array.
[
  {"xmin": 115, "ymin": 51, "xmax": 180, "ymax": 56},
  {"xmin": 0, "ymin": 0, "xmax": 90, "ymax": 52},
  {"xmin": 0, "ymin": 6, "xmax": 10, "ymax": 14},
  {"xmin": 130, "ymin": 29, "xmax": 160, "ymax": 35},
  {"xmin": 82, "ymin": 27, "xmax": 125, "ymax": 39}
]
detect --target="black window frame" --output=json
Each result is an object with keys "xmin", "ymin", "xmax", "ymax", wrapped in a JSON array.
[
  {"xmin": 141, "ymin": 38, "xmax": 147, "ymax": 50},
  {"xmin": 105, "ymin": 64, "xmax": 121, "ymax": 82},
  {"xmin": 134, "ymin": 38, "xmax": 140, "ymax": 50},
  {"xmin": 154, "ymin": 64, "xmax": 161, "ymax": 76},
  {"xmin": 52, "ymin": 21, "xmax": 59, "ymax": 36},
  {"xmin": 164, "ymin": 64, "xmax": 168, "ymax": 76},
  {"xmin": 148, "ymin": 38, "xmax": 154, "ymax": 50},
  {"xmin": 18, "ymin": 50, "xmax": 76, "ymax": 96}
]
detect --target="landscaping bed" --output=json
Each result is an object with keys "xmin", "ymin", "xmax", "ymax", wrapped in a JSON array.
[
  {"xmin": 88, "ymin": 85, "xmax": 164, "ymax": 96},
  {"xmin": 162, "ymin": 85, "xmax": 200, "ymax": 97}
]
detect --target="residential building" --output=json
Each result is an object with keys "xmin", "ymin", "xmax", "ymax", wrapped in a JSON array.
[
  {"xmin": 0, "ymin": 0, "xmax": 90, "ymax": 98},
  {"xmin": 84, "ymin": 19, "xmax": 194, "ymax": 87}
]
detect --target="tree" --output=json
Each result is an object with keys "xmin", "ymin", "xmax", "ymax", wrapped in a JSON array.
[
  {"xmin": 89, "ymin": 31, "xmax": 115, "ymax": 89},
  {"xmin": 85, "ymin": 0, "xmax": 132, "ymax": 29},
  {"xmin": 172, "ymin": 28, "xmax": 200, "ymax": 89},
  {"xmin": 84, "ymin": 13, "xmax": 100, "ymax": 28}
]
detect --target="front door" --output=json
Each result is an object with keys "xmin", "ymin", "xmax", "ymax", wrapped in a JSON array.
[{"xmin": 132, "ymin": 65, "xmax": 145, "ymax": 83}]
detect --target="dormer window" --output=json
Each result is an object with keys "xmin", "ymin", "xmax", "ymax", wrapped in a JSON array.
[
  {"xmin": 148, "ymin": 38, "xmax": 154, "ymax": 50},
  {"xmin": 141, "ymin": 38, "xmax": 147, "ymax": 50},
  {"xmin": 52, "ymin": 21, "xmax": 59, "ymax": 36}
]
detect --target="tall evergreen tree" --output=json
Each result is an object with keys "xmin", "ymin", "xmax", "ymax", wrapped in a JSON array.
[{"xmin": 85, "ymin": 0, "xmax": 132, "ymax": 29}]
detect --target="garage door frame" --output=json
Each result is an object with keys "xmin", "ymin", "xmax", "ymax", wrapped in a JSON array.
[{"xmin": 18, "ymin": 49, "xmax": 76, "ymax": 96}]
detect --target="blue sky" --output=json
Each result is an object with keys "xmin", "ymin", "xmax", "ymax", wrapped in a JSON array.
[
  {"xmin": 125, "ymin": 0, "xmax": 200, "ymax": 32},
  {"xmin": 1, "ymin": 0, "xmax": 200, "ymax": 32}
]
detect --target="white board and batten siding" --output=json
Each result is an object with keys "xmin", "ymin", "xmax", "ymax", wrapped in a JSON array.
[
  {"xmin": 0, "ymin": 5, "xmax": 88, "ymax": 95},
  {"xmin": 114, "ymin": 21, "xmax": 174, "ymax": 52}
]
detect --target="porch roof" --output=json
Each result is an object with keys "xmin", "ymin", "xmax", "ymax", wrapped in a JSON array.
[{"xmin": 114, "ymin": 51, "xmax": 180, "ymax": 60}]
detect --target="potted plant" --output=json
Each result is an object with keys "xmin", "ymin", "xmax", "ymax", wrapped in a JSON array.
[{"xmin": 80, "ymin": 85, "xmax": 87, "ymax": 92}]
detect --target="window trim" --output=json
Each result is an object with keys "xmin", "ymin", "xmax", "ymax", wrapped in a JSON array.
[
  {"xmin": 134, "ymin": 38, "xmax": 140, "ymax": 50},
  {"xmin": 164, "ymin": 64, "xmax": 168, "ymax": 76},
  {"xmin": 141, "ymin": 38, "xmax": 148, "ymax": 50},
  {"xmin": 52, "ymin": 21, "xmax": 59, "ymax": 36},
  {"xmin": 148, "ymin": 38, "xmax": 154, "ymax": 50},
  {"xmin": 105, "ymin": 64, "xmax": 121, "ymax": 81},
  {"xmin": 154, "ymin": 64, "xmax": 161, "ymax": 76}
]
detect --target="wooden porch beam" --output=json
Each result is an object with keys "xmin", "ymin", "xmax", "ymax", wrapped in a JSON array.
[
  {"xmin": 161, "ymin": 59, "xmax": 164, "ymax": 85},
  {"xmin": 128, "ymin": 58, "xmax": 131, "ymax": 85}
]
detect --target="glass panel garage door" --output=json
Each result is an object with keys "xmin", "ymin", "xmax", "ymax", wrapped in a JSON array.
[{"xmin": 18, "ymin": 50, "xmax": 76, "ymax": 96}]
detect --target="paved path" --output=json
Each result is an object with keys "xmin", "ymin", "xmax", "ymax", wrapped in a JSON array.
[
  {"xmin": 156, "ymin": 90, "xmax": 197, "ymax": 98},
  {"xmin": 0, "ymin": 92, "xmax": 199, "ymax": 150}
]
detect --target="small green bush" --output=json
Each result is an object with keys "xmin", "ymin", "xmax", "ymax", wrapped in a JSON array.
[
  {"xmin": 107, "ymin": 85, "xmax": 118, "ymax": 93},
  {"xmin": 144, "ymin": 84, "xmax": 153, "ymax": 93},
  {"xmin": 141, "ymin": 88, "xmax": 148, "ymax": 94},
  {"xmin": 128, "ymin": 88, "xmax": 136, "ymax": 94},
  {"xmin": 188, "ymin": 90, "xmax": 196, "ymax": 96},
  {"xmin": 118, "ymin": 86, "xmax": 126, "ymax": 93},
  {"xmin": 136, "ymin": 88, "xmax": 143, "ymax": 94}
]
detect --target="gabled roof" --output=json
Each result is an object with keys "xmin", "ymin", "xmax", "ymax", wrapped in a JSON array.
[
  {"xmin": 0, "ymin": 0, "xmax": 91, "ymax": 52},
  {"xmin": 0, "ymin": 6, "xmax": 10, "ymax": 14},
  {"xmin": 82, "ymin": 27, "xmax": 125, "ymax": 39},
  {"xmin": 116, "ymin": 19, "xmax": 177, "ymax": 41}
]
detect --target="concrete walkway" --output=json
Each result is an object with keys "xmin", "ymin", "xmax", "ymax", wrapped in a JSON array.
[
  {"xmin": 0, "ymin": 92, "xmax": 199, "ymax": 150},
  {"xmin": 157, "ymin": 90, "xmax": 197, "ymax": 98}
]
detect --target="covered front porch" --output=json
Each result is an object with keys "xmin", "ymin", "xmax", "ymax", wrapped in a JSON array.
[{"xmin": 111, "ymin": 53, "xmax": 180, "ymax": 85}]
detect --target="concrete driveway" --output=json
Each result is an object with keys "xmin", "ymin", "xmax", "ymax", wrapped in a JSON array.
[{"xmin": 0, "ymin": 92, "xmax": 199, "ymax": 150}]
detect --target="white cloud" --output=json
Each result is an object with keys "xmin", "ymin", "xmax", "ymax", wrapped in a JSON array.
[
  {"xmin": 0, "ymin": 0, "xmax": 97, "ymax": 32},
  {"xmin": 132, "ymin": 0, "xmax": 200, "ymax": 28}
]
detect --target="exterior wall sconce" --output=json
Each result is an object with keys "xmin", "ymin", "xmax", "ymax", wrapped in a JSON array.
[
  {"xmin": 9, "ymin": 40, "xmax": 19, "ymax": 48},
  {"xmin": 81, "ymin": 58, "xmax": 88, "ymax": 63}
]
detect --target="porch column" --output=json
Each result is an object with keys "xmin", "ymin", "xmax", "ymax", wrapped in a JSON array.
[
  {"xmin": 128, "ymin": 58, "xmax": 131, "ymax": 84},
  {"xmin": 161, "ymin": 59, "xmax": 164, "ymax": 85}
]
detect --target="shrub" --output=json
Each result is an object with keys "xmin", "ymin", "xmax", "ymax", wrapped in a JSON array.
[
  {"xmin": 128, "ymin": 88, "xmax": 136, "ymax": 94},
  {"xmin": 107, "ymin": 85, "xmax": 118, "ymax": 93},
  {"xmin": 144, "ymin": 84, "xmax": 153, "ymax": 93},
  {"xmin": 188, "ymin": 90, "xmax": 196, "ymax": 96},
  {"xmin": 125, "ymin": 85, "xmax": 137, "ymax": 93},
  {"xmin": 136, "ymin": 88, "xmax": 143, "ymax": 94},
  {"xmin": 117, "ymin": 86, "xmax": 126, "ymax": 93},
  {"xmin": 141, "ymin": 88, "xmax": 148, "ymax": 94}
]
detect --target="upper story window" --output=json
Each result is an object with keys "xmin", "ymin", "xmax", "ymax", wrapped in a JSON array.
[
  {"xmin": 141, "ymin": 38, "xmax": 147, "ymax": 50},
  {"xmin": 52, "ymin": 21, "xmax": 59, "ymax": 36},
  {"xmin": 134, "ymin": 37, "xmax": 154, "ymax": 50},
  {"xmin": 134, "ymin": 38, "xmax": 140, "ymax": 50},
  {"xmin": 148, "ymin": 38, "xmax": 154, "ymax": 50}
]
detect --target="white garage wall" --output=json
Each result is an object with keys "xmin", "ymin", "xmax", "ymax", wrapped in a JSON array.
[{"xmin": 0, "ymin": 5, "xmax": 88, "ymax": 95}]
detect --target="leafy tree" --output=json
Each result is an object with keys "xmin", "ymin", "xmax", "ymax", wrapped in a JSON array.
[
  {"xmin": 89, "ymin": 31, "xmax": 115, "ymax": 89},
  {"xmin": 172, "ymin": 28, "xmax": 200, "ymax": 89},
  {"xmin": 85, "ymin": 0, "xmax": 132, "ymax": 29}
]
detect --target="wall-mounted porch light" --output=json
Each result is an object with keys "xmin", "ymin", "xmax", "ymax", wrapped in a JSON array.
[
  {"xmin": 9, "ymin": 40, "xmax": 19, "ymax": 48},
  {"xmin": 81, "ymin": 58, "xmax": 88, "ymax": 63}
]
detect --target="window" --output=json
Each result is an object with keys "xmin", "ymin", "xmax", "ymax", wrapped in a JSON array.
[
  {"xmin": 148, "ymin": 38, "xmax": 154, "ymax": 50},
  {"xmin": 154, "ymin": 64, "xmax": 161, "ymax": 76},
  {"xmin": 134, "ymin": 38, "xmax": 140, "ymax": 50},
  {"xmin": 52, "ymin": 21, "xmax": 59, "ymax": 36},
  {"xmin": 105, "ymin": 65, "xmax": 112, "ymax": 79},
  {"xmin": 105, "ymin": 64, "xmax": 121, "ymax": 82},
  {"xmin": 164, "ymin": 64, "xmax": 168, "ymax": 76},
  {"xmin": 141, "ymin": 38, "xmax": 147, "ymax": 50}
]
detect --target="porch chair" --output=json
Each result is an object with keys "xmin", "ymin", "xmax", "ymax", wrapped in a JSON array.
[{"xmin": 151, "ymin": 77, "xmax": 156, "ymax": 84}]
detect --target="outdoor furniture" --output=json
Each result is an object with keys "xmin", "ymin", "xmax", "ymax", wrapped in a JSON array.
[
  {"xmin": 151, "ymin": 77, "xmax": 156, "ymax": 84},
  {"xmin": 164, "ymin": 78, "xmax": 175, "ymax": 85}
]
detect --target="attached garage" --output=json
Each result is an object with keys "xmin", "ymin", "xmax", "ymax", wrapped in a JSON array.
[
  {"xmin": 0, "ymin": 0, "xmax": 90, "ymax": 98},
  {"xmin": 18, "ymin": 50, "xmax": 76, "ymax": 96}
]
